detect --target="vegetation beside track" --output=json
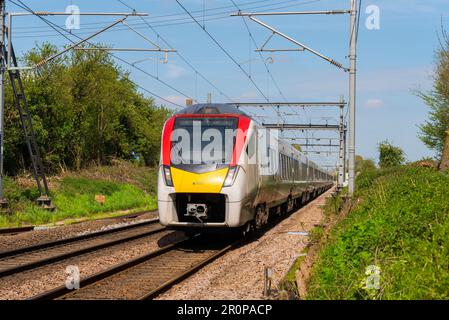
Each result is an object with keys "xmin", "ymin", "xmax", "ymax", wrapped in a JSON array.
[
  {"xmin": 307, "ymin": 166, "xmax": 449, "ymax": 299},
  {"xmin": 0, "ymin": 160, "xmax": 158, "ymax": 227}
]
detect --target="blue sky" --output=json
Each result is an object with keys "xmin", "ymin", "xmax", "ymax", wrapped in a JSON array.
[{"xmin": 8, "ymin": 0, "xmax": 449, "ymax": 166}]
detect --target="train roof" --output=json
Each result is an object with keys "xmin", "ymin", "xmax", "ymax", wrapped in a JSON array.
[{"xmin": 175, "ymin": 103, "xmax": 249, "ymax": 116}]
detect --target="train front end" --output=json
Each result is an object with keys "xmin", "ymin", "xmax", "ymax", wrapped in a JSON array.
[{"xmin": 157, "ymin": 104, "xmax": 254, "ymax": 231}]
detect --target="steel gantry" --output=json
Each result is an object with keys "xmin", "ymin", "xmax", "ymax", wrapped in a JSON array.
[{"xmin": 236, "ymin": 100, "xmax": 348, "ymax": 189}]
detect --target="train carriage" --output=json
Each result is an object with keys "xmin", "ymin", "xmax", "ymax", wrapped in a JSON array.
[{"xmin": 157, "ymin": 104, "xmax": 333, "ymax": 232}]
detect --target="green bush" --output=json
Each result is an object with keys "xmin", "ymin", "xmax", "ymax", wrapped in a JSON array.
[{"xmin": 307, "ymin": 167, "xmax": 449, "ymax": 300}]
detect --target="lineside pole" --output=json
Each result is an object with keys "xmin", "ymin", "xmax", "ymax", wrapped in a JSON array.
[
  {"xmin": 0, "ymin": 0, "xmax": 6, "ymax": 207},
  {"xmin": 338, "ymin": 102, "xmax": 345, "ymax": 189},
  {"xmin": 348, "ymin": 0, "xmax": 357, "ymax": 195},
  {"xmin": 344, "ymin": 127, "xmax": 347, "ymax": 184}
]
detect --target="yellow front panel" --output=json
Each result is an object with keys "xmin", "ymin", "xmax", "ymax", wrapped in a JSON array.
[{"xmin": 171, "ymin": 167, "xmax": 228, "ymax": 193}]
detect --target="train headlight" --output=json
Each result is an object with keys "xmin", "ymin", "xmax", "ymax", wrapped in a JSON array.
[
  {"xmin": 163, "ymin": 166, "xmax": 173, "ymax": 187},
  {"xmin": 223, "ymin": 166, "xmax": 239, "ymax": 187}
]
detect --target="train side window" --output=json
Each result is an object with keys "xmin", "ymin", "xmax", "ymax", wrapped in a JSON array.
[
  {"xmin": 283, "ymin": 155, "xmax": 287, "ymax": 180},
  {"xmin": 290, "ymin": 157, "xmax": 293, "ymax": 181},
  {"xmin": 279, "ymin": 154, "xmax": 283, "ymax": 179},
  {"xmin": 282, "ymin": 155, "xmax": 286, "ymax": 179},
  {"xmin": 247, "ymin": 133, "xmax": 256, "ymax": 159},
  {"xmin": 295, "ymin": 160, "xmax": 299, "ymax": 180},
  {"xmin": 283, "ymin": 155, "xmax": 286, "ymax": 180},
  {"xmin": 297, "ymin": 160, "xmax": 300, "ymax": 180},
  {"xmin": 289, "ymin": 157, "xmax": 292, "ymax": 180},
  {"xmin": 284, "ymin": 155, "xmax": 287, "ymax": 180},
  {"xmin": 272, "ymin": 149, "xmax": 276, "ymax": 175},
  {"xmin": 291, "ymin": 158, "xmax": 294, "ymax": 181},
  {"xmin": 295, "ymin": 159, "xmax": 298, "ymax": 180}
]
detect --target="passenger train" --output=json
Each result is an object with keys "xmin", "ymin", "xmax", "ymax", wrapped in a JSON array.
[{"xmin": 157, "ymin": 104, "xmax": 333, "ymax": 233}]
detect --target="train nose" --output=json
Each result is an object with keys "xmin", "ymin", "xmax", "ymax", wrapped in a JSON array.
[{"xmin": 170, "ymin": 167, "xmax": 229, "ymax": 193}]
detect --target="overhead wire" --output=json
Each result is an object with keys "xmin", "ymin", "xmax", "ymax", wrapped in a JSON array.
[
  {"xmin": 13, "ymin": 0, "xmax": 316, "ymax": 34},
  {"xmin": 229, "ymin": 0, "xmax": 293, "ymax": 129},
  {"xmin": 175, "ymin": 0, "xmax": 269, "ymax": 102},
  {"xmin": 116, "ymin": 0, "xmax": 236, "ymax": 104},
  {"xmin": 9, "ymin": 0, "xmax": 194, "ymax": 109}
]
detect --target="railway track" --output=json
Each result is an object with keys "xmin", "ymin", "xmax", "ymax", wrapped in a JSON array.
[
  {"xmin": 32, "ymin": 235, "xmax": 237, "ymax": 300},
  {"xmin": 27, "ymin": 188, "xmax": 331, "ymax": 300},
  {"xmin": 0, "ymin": 210, "xmax": 153, "ymax": 236},
  {"xmin": 0, "ymin": 226, "xmax": 35, "ymax": 235},
  {"xmin": 0, "ymin": 218, "xmax": 165, "ymax": 278}
]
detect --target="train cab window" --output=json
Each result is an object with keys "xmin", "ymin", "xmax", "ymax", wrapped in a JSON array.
[{"xmin": 172, "ymin": 117, "xmax": 238, "ymax": 167}]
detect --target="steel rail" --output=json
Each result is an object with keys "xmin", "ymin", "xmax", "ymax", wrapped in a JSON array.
[
  {"xmin": 0, "ymin": 225, "xmax": 34, "ymax": 235},
  {"xmin": 30, "ymin": 236, "xmax": 236, "ymax": 300},
  {"xmin": 139, "ymin": 242, "xmax": 235, "ymax": 300}
]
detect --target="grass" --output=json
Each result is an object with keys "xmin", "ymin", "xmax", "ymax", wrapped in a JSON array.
[
  {"xmin": 0, "ymin": 161, "xmax": 158, "ymax": 228},
  {"xmin": 307, "ymin": 166, "xmax": 449, "ymax": 300},
  {"xmin": 278, "ymin": 250, "xmax": 308, "ymax": 298}
]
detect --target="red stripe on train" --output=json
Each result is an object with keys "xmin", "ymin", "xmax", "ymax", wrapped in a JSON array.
[
  {"xmin": 162, "ymin": 117, "xmax": 175, "ymax": 166},
  {"xmin": 231, "ymin": 116, "xmax": 251, "ymax": 166}
]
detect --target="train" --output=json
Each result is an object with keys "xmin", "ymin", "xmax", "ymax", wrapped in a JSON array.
[{"xmin": 157, "ymin": 103, "xmax": 334, "ymax": 234}]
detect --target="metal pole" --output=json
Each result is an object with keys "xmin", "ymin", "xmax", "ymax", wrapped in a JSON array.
[
  {"xmin": 0, "ymin": 0, "xmax": 5, "ymax": 207},
  {"xmin": 348, "ymin": 0, "xmax": 357, "ymax": 195},
  {"xmin": 344, "ymin": 128, "xmax": 347, "ymax": 184},
  {"xmin": 248, "ymin": 16, "xmax": 348, "ymax": 71},
  {"xmin": 338, "ymin": 102, "xmax": 345, "ymax": 189}
]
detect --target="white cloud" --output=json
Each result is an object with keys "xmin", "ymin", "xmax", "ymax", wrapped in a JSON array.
[
  {"xmin": 236, "ymin": 91, "xmax": 258, "ymax": 101},
  {"xmin": 292, "ymin": 66, "xmax": 433, "ymax": 98},
  {"xmin": 363, "ymin": 99, "xmax": 384, "ymax": 109},
  {"xmin": 166, "ymin": 64, "xmax": 187, "ymax": 79},
  {"xmin": 162, "ymin": 95, "xmax": 187, "ymax": 107}
]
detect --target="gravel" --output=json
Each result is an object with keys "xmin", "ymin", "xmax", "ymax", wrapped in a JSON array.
[
  {"xmin": 0, "ymin": 229, "xmax": 187, "ymax": 300},
  {"xmin": 156, "ymin": 188, "xmax": 334, "ymax": 300}
]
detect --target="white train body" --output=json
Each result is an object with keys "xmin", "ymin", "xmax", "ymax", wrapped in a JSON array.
[{"xmin": 157, "ymin": 104, "xmax": 333, "ymax": 230}]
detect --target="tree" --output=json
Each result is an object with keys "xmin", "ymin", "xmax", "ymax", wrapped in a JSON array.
[
  {"xmin": 4, "ymin": 43, "xmax": 171, "ymax": 174},
  {"xmin": 378, "ymin": 140, "xmax": 405, "ymax": 168},
  {"xmin": 355, "ymin": 155, "xmax": 376, "ymax": 173},
  {"xmin": 418, "ymin": 28, "xmax": 449, "ymax": 170}
]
